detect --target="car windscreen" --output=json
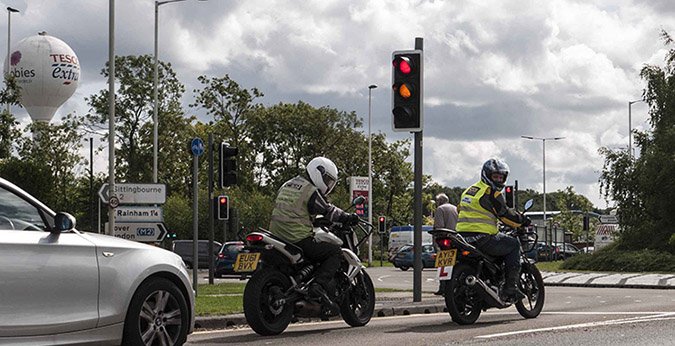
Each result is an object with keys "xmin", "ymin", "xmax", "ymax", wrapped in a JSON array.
[
  {"xmin": 0, "ymin": 186, "xmax": 49, "ymax": 231},
  {"xmin": 224, "ymin": 244, "xmax": 244, "ymax": 253}
]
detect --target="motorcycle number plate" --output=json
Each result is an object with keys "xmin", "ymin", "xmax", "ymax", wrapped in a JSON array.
[
  {"xmin": 234, "ymin": 252, "xmax": 260, "ymax": 272},
  {"xmin": 435, "ymin": 249, "xmax": 457, "ymax": 267}
]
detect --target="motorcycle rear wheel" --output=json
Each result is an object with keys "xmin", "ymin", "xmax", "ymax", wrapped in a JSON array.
[
  {"xmin": 445, "ymin": 263, "xmax": 482, "ymax": 325},
  {"xmin": 243, "ymin": 269, "xmax": 293, "ymax": 336},
  {"xmin": 515, "ymin": 264, "xmax": 545, "ymax": 318},
  {"xmin": 340, "ymin": 271, "xmax": 375, "ymax": 327}
]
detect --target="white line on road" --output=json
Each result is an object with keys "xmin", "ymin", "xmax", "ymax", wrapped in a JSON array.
[
  {"xmin": 476, "ymin": 312, "xmax": 675, "ymax": 339},
  {"xmin": 377, "ymin": 275, "xmax": 391, "ymax": 282}
]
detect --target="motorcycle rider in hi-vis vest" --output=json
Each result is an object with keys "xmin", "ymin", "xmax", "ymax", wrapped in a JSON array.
[
  {"xmin": 269, "ymin": 156, "xmax": 360, "ymax": 308},
  {"xmin": 455, "ymin": 158, "xmax": 532, "ymax": 302}
]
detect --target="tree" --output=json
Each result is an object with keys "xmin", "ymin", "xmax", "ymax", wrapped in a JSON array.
[
  {"xmin": 246, "ymin": 101, "xmax": 362, "ymax": 194},
  {"xmin": 15, "ymin": 114, "xmax": 85, "ymax": 214},
  {"xmin": 552, "ymin": 186, "xmax": 593, "ymax": 242},
  {"xmin": 86, "ymin": 55, "xmax": 186, "ymax": 184},
  {"xmin": 191, "ymin": 74, "xmax": 263, "ymax": 190},
  {"xmin": 600, "ymin": 30, "xmax": 675, "ymax": 252},
  {"xmin": 0, "ymin": 76, "xmax": 22, "ymax": 159}
]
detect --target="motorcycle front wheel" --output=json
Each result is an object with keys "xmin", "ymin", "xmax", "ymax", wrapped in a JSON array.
[
  {"xmin": 243, "ymin": 269, "xmax": 293, "ymax": 336},
  {"xmin": 516, "ymin": 263, "xmax": 545, "ymax": 318},
  {"xmin": 445, "ymin": 263, "xmax": 482, "ymax": 325},
  {"xmin": 340, "ymin": 271, "xmax": 375, "ymax": 327}
]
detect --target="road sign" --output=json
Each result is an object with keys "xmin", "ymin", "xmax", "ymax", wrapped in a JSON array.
[
  {"xmin": 108, "ymin": 196, "xmax": 120, "ymax": 208},
  {"xmin": 115, "ymin": 206, "xmax": 163, "ymax": 222},
  {"xmin": 599, "ymin": 215, "xmax": 618, "ymax": 224},
  {"xmin": 98, "ymin": 183, "xmax": 166, "ymax": 205},
  {"xmin": 106, "ymin": 222, "xmax": 167, "ymax": 242},
  {"xmin": 191, "ymin": 137, "xmax": 204, "ymax": 157}
]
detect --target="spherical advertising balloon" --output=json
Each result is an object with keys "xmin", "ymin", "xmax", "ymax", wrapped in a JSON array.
[{"xmin": 4, "ymin": 32, "xmax": 80, "ymax": 122}]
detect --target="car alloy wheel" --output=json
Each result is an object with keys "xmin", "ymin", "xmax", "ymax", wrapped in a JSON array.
[{"xmin": 139, "ymin": 289, "xmax": 183, "ymax": 345}]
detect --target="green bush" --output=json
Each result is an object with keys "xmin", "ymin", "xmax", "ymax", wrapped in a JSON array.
[{"xmin": 561, "ymin": 246, "xmax": 675, "ymax": 272}]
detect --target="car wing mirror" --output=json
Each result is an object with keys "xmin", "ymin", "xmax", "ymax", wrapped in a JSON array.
[{"xmin": 53, "ymin": 212, "xmax": 76, "ymax": 234}]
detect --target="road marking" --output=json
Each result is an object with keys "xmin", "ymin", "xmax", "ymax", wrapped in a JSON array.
[
  {"xmin": 192, "ymin": 311, "xmax": 675, "ymax": 336},
  {"xmin": 476, "ymin": 312, "xmax": 675, "ymax": 339},
  {"xmin": 377, "ymin": 275, "xmax": 391, "ymax": 282}
]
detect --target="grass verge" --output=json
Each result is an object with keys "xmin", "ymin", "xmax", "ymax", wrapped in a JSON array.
[{"xmin": 194, "ymin": 283, "xmax": 411, "ymax": 316}]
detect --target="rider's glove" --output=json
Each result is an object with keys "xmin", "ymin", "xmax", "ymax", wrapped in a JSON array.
[{"xmin": 341, "ymin": 213, "xmax": 360, "ymax": 226}]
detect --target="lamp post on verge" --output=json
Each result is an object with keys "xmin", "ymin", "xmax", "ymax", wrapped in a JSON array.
[
  {"xmin": 521, "ymin": 135, "xmax": 564, "ymax": 243},
  {"xmin": 367, "ymin": 84, "xmax": 377, "ymax": 266},
  {"xmin": 628, "ymin": 99, "xmax": 643, "ymax": 159},
  {"xmin": 6, "ymin": 7, "xmax": 19, "ymax": 115},
  {"xmin": 153, "ymin": 0, "xmax": 206, "ymax": 183}
]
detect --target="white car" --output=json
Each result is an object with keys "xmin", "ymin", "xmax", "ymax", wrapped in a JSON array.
[{"xmin": 0, "ymin": 177, "xmax": 194, "ymax": 345}]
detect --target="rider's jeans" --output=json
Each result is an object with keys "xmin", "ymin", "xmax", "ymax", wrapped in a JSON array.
[
  {"xmin": 295, "ymin": 236, "xmax": 342, "ymax": 288},
  {"xmin": 477, "ymin": 232, "xmax": 521, "ymax": 270}
]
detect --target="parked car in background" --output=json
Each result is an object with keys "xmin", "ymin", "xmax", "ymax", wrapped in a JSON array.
[
  {"xmin": 581, "ymin": 246, "xmax": 595, "ymax": 254},
  {"xmin": 172, "ymin": 239, "xmax": 222, "ymax": 269},
  {"xmin": 215, "ymin": 241, "xmax": 246, "ymax": 277},
  {"xmin": 392, "ymin": 243, "xmax": 437, "ymax": 271},
  {"xmin": 524, "ymin": 242, "xmax": 557, "ymax": 262},
  {"xmin": 0, "ymin": 177, "xmax": 194, "ymax": 345},
  {"xmin": 556, "ymin": 243, "xmax": 581, "ymax": 259}
]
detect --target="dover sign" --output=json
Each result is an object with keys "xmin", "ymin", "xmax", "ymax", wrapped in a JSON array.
[{"xmin": 106, "ymin": 222, "xmax": 167, "ymax": 242}]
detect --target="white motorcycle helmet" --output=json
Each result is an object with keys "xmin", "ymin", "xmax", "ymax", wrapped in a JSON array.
[{"xmin": 306, "ymin": 156, "xmax": 338, "ymax": 195}]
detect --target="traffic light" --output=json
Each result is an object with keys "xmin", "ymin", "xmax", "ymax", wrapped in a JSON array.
[
  {"xmin": 504, "ymin": 185, "xmax": 514, "ymax": 208},
  {"xmin": 167, "ymin": 232, "xmax": 177, "ymax": 239},
  {"xmin": 216, "ymin": 195, "xmax": 229, "ymax": 220},
  {"xmin": 378, "ymin": 216, "xmax": 386, "ymax": 234},
  {"xmin": 583, "ymin": 214, "xmax": 590, "ymax": 231},
  {"xmin": 391, "ymin": 50, "xmax": 423, "ymax": 132},
  {"xmin": 219, "ymin": 143, "xmax": 238, "ymax": 188}
]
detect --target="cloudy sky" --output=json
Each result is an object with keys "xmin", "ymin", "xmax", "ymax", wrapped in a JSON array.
[{"xmin": 2, "ymin": 0, "xmax": 673, "ymax": 208}]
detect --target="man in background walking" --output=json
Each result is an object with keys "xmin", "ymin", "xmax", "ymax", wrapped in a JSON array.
[{"xmin": 433, "ymin": 193, "xmax": 458, "ymax": 295}]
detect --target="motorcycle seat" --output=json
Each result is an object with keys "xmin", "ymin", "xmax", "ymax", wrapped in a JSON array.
[{"xmin": 256, "ymin": 228, "xmax": 304, "ymax": 257}]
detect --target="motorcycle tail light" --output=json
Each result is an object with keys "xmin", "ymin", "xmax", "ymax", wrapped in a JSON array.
[
  {"xmin": 246, "ymin": 234, "xmax": 264, "ymax": 243},
  {"xmin": 437, "ymin": 238, "xmax": 452, "ymax": 249},
  {"xmin": 461, "ymin": 250, "xmax": 471, "ymax": 256}
]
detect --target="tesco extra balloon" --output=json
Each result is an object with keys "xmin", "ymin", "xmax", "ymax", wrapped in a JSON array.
[{"xmin": 4, "ymin": 32, "xmax": 80, "ymax": 122}]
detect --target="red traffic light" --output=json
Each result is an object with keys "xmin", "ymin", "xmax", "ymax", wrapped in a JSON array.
[
  {"xmin": 505, "ymin": 186, "xmax": 512, "ymax": 193},
  {"xmin": 393, "ymin": 56, "xmax": 412, "ymax": 74},
  {"xmin": 219, "ymin": 196, "xmax": 228, "ymax": 205},
  {"xmin": 379, "ymin": 216, "xmax": 385, "ymax": 223}
]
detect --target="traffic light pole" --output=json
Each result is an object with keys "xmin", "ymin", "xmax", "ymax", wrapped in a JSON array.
[
  {"xmin": 192, "ymin": 150, "xmax": 199, "ymax": 295},
  {"xmin": 208, "ymin": 133, "xmax": 215, "ymax": 285},
  {"xmin": 412, "ymin": 37, "xmax": 423, "ymax": 303}
]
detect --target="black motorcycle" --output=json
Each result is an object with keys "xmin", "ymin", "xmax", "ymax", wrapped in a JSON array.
[
  {"xmin": 430, "ymin": 199, "xmax": 545, "ymax": 325},
  {"xmin": 239, "ymin": 197, "xmax": 375, "ymax": 335}
]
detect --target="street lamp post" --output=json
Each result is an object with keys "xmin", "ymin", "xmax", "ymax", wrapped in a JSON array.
[
  {"xmin": 628, "ymin": 99, "xmax": 643, "ymax": 159},
  {"xmin": 367, "ymin": 84, "xmax": 377, "ymax": 266},
  {"xmin": 521, "ymin": 135, "xmax": 565, "ymax": 243},
  {"xmin": 153, "ymin": 0, "xmax": 206, "ymax": 183},
  {"xmin": 6, "ymin": 7, "xmax": 19, "ymax": 115}
]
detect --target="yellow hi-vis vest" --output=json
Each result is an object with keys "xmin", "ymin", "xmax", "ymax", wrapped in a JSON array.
[
  {"xmin": 456, "ymin": 180, "xmax": 499, "ymax": 235},
  {"xmin": 269, "ymin": 176, "xmax": 317, "ymax": 243}
]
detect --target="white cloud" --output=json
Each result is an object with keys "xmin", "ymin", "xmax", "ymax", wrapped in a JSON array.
[{"xmin": 2, "ymin": 0, "xmax": 674, "ymax": 209}]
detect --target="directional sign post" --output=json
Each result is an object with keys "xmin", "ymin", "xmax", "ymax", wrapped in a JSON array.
[
  {"xmin": 98, "ymin": 183, "xmax": 166, "ymax": 205},
  {"xmin": 106, "ymin": 222, "xmax": 168, "ymax": 242}
]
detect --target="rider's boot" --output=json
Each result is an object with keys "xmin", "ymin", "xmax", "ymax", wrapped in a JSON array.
[{"xmin": 501, "ymin": 269, "xmax": 526, "ymax": 303}]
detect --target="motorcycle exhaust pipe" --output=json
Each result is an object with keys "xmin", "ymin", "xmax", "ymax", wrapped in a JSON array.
[{"xmin": 464, "ymin": 275, "xmax": 508, "ymax": 308}]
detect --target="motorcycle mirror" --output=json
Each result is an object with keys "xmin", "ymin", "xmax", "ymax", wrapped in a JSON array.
[
  {"xmin": 523, "ymin": 199, "xmax": 534, "ymax": 212},
  {"xmin": 351, "ymin": 196, "xmax": 366, "ymax": 206}
]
